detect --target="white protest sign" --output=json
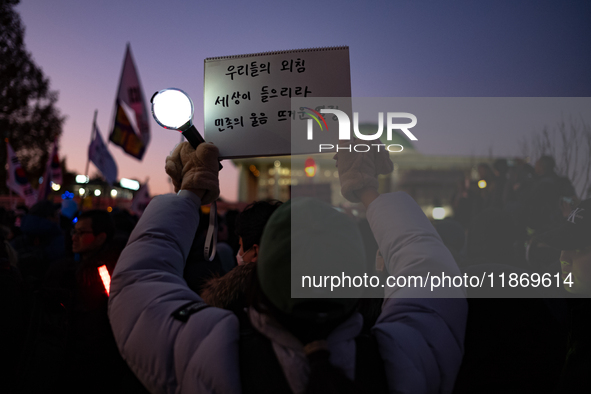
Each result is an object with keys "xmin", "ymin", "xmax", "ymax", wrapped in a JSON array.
[{"xmin": 204, "ymin": 46, "xmax": 351, "ymax": 158}]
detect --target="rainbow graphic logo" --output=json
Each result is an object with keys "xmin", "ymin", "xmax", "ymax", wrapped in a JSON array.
[{"xmin": 301, "ymin": 107, "xmax": 329, "ymax": 131}]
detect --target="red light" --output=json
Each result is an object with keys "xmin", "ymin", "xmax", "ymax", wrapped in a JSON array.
[
  {"xmin": 98, "ymin": 265, "xmax": 111, "ymax": 296},
  {"xmin": 304, "ymin": 157, "xmax": 316, "ymax": 178}
]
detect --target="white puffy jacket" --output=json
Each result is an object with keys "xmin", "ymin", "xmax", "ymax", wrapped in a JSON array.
[{"xmin": 108, "ymin": 191, "xmax": 467, "ymax": 393}]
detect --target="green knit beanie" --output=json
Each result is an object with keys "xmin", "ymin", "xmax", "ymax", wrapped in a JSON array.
[{"xmin": 257, "ymin": 198, "xmax": 366, "ymax": 319}]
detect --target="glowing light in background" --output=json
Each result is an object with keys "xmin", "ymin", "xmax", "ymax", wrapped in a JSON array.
[
  {"xmin": 51, "ymin": 182, "xmax": 61, "ymax": 191},
  {"xmin": 94, "ymin": 189, "xmax": 101, "ymax": 196},
  {"xmin": 98, "ymin": 265, "xmax": 111, "ymax": 296},
  {"xmin": 478, "ymin": 180, "xmax": 487, "ymax": 189},
  {"xmin": 248, "ymin": 165, "xmax": 260, "ymax": 177},
  {"xmin": 304, "ymin": 157, "xmax": 316, "ymax": 177},
  {"xmin": 120, "ymin": 178, "xmax": 140, "ymax": 190},
  {"xmin": 432, "ymin": 207, "xmax": 446, "ymax": 220},
  {"xmin": 76, "ymin": 175, "xmax": 89, "ymax": 183}
]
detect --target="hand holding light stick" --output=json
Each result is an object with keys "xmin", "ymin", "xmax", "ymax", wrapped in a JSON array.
[{"xmin": 153, "ymin": 88, "xmax": 220, "ymax": 261}]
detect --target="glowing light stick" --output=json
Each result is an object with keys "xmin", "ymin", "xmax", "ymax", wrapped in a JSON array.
[
  {"xmin": 151, "ymin": 88, "xmax": 220, "ymax": 261},
  {"xmin": 151, "ymin": 88, "xmax": 222, "ymax": 169},
  {"xmin": 98, "ymin": 265, "xmax": 111, "ymax": 296}
]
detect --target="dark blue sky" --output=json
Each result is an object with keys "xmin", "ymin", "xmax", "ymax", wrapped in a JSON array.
[{"xmin": 17, "ymin": 0, "xmax": 591, "ymax": 198}]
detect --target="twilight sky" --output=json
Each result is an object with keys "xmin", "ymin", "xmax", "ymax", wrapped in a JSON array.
[{"xmin": 16, "ymin": 0, "xmax": 591, "ymax": 200}]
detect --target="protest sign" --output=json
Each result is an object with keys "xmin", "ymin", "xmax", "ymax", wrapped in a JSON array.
[{"xmin": 204, "ymin": 46, "xmax": 351, "ymax": 158}]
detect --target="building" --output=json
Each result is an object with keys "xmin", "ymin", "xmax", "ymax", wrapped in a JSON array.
[{"xmin": 233, "ymin": 124, "xmax": 493, "ymax": 219}]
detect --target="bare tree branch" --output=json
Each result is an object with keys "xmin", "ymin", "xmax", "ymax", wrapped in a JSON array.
[{"xmin": 529, "ymin": 118, "xmax": 591, "ymax": 198}]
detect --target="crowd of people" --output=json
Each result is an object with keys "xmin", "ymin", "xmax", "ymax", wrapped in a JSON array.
[
  {"xmin": 0, "ymin": 143, "xmax": 589, "ymax": 393},
  {"xmin": 440, "ymin": 155, "xmax": 589, "ymax": 393}
]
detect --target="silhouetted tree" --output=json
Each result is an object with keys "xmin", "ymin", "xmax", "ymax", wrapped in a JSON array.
[
  {"xmin": 521, "ymin": 118, "xmax": 591, "ymax": 199},
  {"xmin": 0, "ymin": 0, "xmax": 64, "ymax": 192}
]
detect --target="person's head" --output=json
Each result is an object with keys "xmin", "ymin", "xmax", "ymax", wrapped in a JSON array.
[
  {"xmin": 14, "ymin": 205, "xmax": 28, "ymax": 227},
  {"xmin": 526, "ymin": 237, "xmax": 562, "ymax": 269},
  {"xmin": 29, "ymin": 200, "xmax": 60, "ymax": 223},
  {"xmin": 250, "ymin": 198, "xmax": 367, "ymax": 393},
  {"xmin": 254, "ymin": 198, "xmax": 365, "ymax": 335},
  {"xmin": 493, "ymin": 159, "xmax": 509, "ymax": 178},
  {"xmin": 538, "ymin": 198, "xmax": 591, "ymax": 295},
  {"xmin": 72, "ymin": 210, "xmax": 115, "ymax": 255},
  {"xmin": 535, "ymin": 155, "xmax": 556, "ymax": 176},
  {"xmin": 477, "ymin": 163, "xmax": 494, "ymax": 181},
  {"xmin": 235, "ymin": 200, "xmax": 282, "ymax": 265},
  {"xmin": 559, "ymin": 247, "xmax": 591, "ymax": 295}
]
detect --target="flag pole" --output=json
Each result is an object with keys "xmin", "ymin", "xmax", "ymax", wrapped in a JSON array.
[
  {"xmin": 107, "ymin": 43, "xmax": 129, "ymax": 149},
  {"xmin": 85, "ymin": 110, "xmax": 98, "ymax": 178},
  {"xmin": 80, "ymin": 110, "xmax": 97, "ymax": 211}
]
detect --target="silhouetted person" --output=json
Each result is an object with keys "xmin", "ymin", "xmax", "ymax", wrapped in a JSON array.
[
  {"xmin": 108, "ymin": 141, "xmax": 467, "ymax": 393},
  {"xmin": 199, "ymin": 200, "xmax": 282, "ymax": 312},
  {"xmin": 526, "ymin": 155, "xmax": 576, "ymax": 231},
  {"xmin": 11, "ymin": 201, "xmax": 66, "ymax": 291},
  {"xmin": 18, "ymin": 210, "xmax": 148, "ymax": 394},
  {"xmin": 0, "ymin": 231, "xmax": 27, "ymax": 393},
  {"xmin": 538, "ymin": 198, "xmax": 591, "ymax": 393}
]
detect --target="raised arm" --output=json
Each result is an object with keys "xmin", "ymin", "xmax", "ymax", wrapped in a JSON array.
[
  {"xmin": 368, "ymin": 192, "xmax": 467, "ymax": 394},
  {"xmin": 108, "ymin": 143, "xmax": 241, "ymax": 394},
  {"xmin": 335, "ymin": 143, "xmax": 467, "ymax": 393}
]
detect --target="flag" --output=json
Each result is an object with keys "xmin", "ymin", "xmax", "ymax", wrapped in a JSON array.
[
  {"xmin": 89, "ymin": 123, "xmax": 118, "ymax": 184},
  {"xmin": 109, "ymin": 100, "xmax": 145, "ymax": 159},
  {"xmin": 109, "ymin": 44, "xmax": 150, "ymax": 160},
  {"xmin": 37, "ymin": 140, "xmax": 62, "ymax": 202},
  {"xmin": 131, "ymin": 182, "xmax": 151, "ymax": 215},
  {"xmin": 6, "ymin": 141, "xmax": 37, "ymax": 207}
]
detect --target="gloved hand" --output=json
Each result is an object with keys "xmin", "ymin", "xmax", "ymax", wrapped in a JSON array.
[
  {"xmin": 333, "ymin": 138, "xmax": 393, "ymax": 203},
  {"xmin": 165, "ymin": 141, "xmax": 220, "ymax": 204}
]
